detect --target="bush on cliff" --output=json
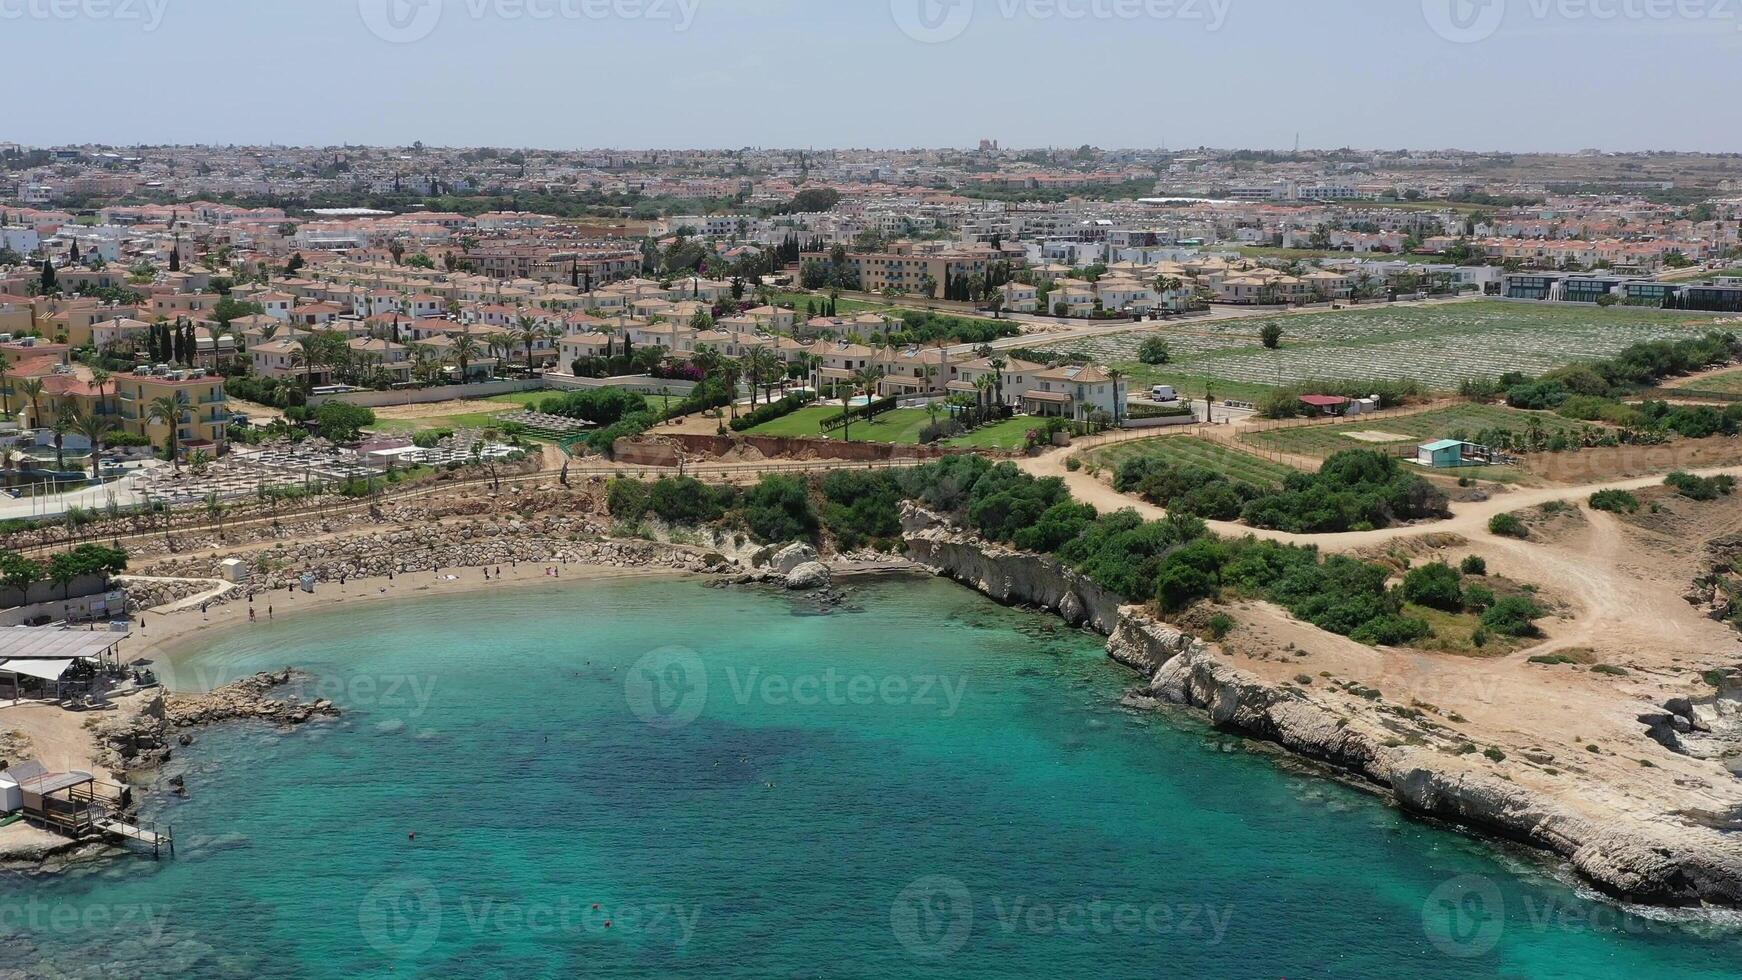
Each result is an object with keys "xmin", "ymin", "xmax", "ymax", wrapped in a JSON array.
[
  {"xmin": 743, "ymin": 474, "xmax": 819, "ymax": 543},
  {"xmin": 819, "ymin": 470, "xmax": 903, "ymax": 550}
]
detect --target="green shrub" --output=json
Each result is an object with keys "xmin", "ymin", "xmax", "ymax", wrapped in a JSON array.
[
  {"xmin": 1463, "ymin": 584, "xmax": 1496, "ymax": 611},
  {"xmin": 1350, "ymin": 614, "xmax": 1432, "ymax": 647},
  {"xmin": 1665, "ymin": 471, "xmax": 1736, "ymax": 502},
  {"xmin": 1137, "ymin": 337, "xmax": 1171, "ymax": 365},
  {"xmin": 314, "ymin": 401, "xmax": 376, "ymax": 442},
  {"xmin": 542, "ymin": 387, "xmax": 649, "ymax": 427},
  {"xmin": 819, "ymin": 470, "xmax": 903, "ymax": 550},
  {"xmin": 1240, "ymin": 450, "xmax": 1448, "ymax": 534},
  {"xmin": 1460, "ymin": 555, "xmax": 1487, "ymax": 576},
  {"xmin": 1206, "ymin": 614, "xmax": 1235, "ymax": 640},
  {"xmin": 1588, "ymin": 489, "xmax": 1640, "ymax": 514},
  {"xmin": 648, "ymin": 476, "xmax": 735, "ymax": 525},
  {"xmin": 606, "ymin": 478, "xmax": 651, "ymax": 520},
  {"xmin": 1401, "ymin": 562, "xmax": 1464, "ymax": 612},
  {"xmin": 1488, "ymin": 513, "xmax": 1528, "ymax": 539},
  {"xmin": 1481, "ymin": 595, "xmax": 1546, "ymax": 638},
  {"xmin": 743, "ymin": 474, "xmax": 819, "ymax": 543}
]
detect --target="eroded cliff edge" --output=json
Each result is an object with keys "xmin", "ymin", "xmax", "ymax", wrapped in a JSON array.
[{"xmin": 901, "ymin": 503, "xmax": 1742, "ymax": 908}]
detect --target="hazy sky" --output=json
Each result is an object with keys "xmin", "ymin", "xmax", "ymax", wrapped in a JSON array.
[{"xmin": 13, "ymin": 0, "xmax": 1742, "ymax": 151}]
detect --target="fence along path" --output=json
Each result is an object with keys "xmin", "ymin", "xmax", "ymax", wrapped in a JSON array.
[{"xmin": 16, "ymin": 456, "xmax": 929, "ymax": 557}]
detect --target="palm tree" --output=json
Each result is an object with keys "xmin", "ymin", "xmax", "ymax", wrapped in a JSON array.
[
  {"xmin": 540, "ymin": 322, "xmax": 564, "ymax": 366},
  {"xmin": 718, "ymin": 358, "xmax": 743, "ymax": 421},
  {"xmin": 88, "ymin": 367, "xmax": 113, "ymax": 419},
  {"xmin": 147, "ymin": 394, "xmax": 185, "ymax": 470},
  {"xmin": 18, "ymin": 377, "xmax": 44, "ymax": 429},
  {"xmin": 451, "ymin": 331, "xmax": 482, "ymax": 382},
  {"xmin": 844, "ymin": 366, "xmax": 884, "ymax": 442},
  {"xmin": 746, "ymin": 347, "xmax": 780, "ymax": 408},
  {"xmin": 288, "ymin": 345, "xmax": 310, "ymax": 393},
  {"xmin": 68, "ymin": 408, "xmax": 114, "ymax": 480},
  {"xmin": 50, "ymin": 402, "xmax": 73, "ymax": 473},
  {"xmin": 513, "ymin": 314, "xmax": 543, "ymax": 371},
  {"xmin": 974, "ymin": 374, "xmax": 995, "ymax": 410},
  {"xmin": 989, "ymin": 356, "xmax": 1008, "ymax": 409},
  {"xmin": 0, "ymin": 351, "xmax": 12, "ymax": 418},
  {"xmin": 411, "ymin": 347, "xmax": 444, "ymax": 386}
]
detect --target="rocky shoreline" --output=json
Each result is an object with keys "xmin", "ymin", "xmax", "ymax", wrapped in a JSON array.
[
  {"xmin": 90, "ymin": 671, "xmax": 340, "ymax": 777},
  {"xmin": 900, "ymin": 504, "xmax": 1742, "ymax": 909}
]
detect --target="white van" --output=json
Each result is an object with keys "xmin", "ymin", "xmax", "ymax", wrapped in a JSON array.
[{"xmin": 1150, "ymin": 385, "xmax": 1178, "ymax": 402}]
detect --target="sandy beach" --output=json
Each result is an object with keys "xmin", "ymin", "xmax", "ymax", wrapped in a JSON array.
[{"xmin": 127, "ymin": 559, "xmax": 692, "ymax": 675}]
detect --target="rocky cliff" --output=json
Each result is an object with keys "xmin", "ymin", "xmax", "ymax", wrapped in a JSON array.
[
  {"xmin": 902, "ymin": 505, "xmax": 1742, "ymax": 908},
  {"xmin": 901, "ymin": 505, "xmax": 1126, "ymax": 633}
]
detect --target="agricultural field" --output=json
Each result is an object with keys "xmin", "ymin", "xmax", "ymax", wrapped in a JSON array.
[
  {"xmin": 368, "ymin": 391, "xmax": 553, "ymax": 435},
  {"xmin": 1674, "ymin": 370, "xmax": 1742, "ymax": 395},
  {"xmin": 1240, "ymin": 404, "xmax": 1584, "ymax": 461},
  {"xmin": 1034, "ymin": 300, "xmax": 1730, "ymax": 396},
  {"xmin": 1083, "ymin": 436, "xmax": 1302, "ymax": 487}
]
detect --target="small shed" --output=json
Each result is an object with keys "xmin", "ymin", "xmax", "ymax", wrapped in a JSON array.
[
  {"xmin": 1298, "ymin": 394, "xmax": 1351, "ymax": 417},
  {"xmin": 1418, "ymin": 439, "xmax": 1469, "ymax": 468},
  {"xmin": 220, "ymin": 558, "xmax": 251, "ymax": 584}
]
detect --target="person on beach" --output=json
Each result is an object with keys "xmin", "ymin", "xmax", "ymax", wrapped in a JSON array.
[
  {"xmin": 249, "ymin": 608, "xmax": 256, "ymax": 623},
  {"xmin": 268, "ymin": 605, "xmax": 273, "ymax": 619}
]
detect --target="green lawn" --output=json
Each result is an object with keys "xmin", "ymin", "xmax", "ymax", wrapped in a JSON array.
[
  {"xmin": 770, "ymin": 292, "xmax": 889, "ymax": 317},
  {"xmin": 1241, "ymin": 404, "xmax": 1583, "ymax": 461},
  {"xmin": 944, "ymin": 416, "xmax": 1039, "ymax": 451},
  {"xmin": 745, "ymin": 407, "xmax": 1039, "ymax": 450},
  {"xmin": 367, "ymin": 390, "xmax": 556, "ymax": 435},
  {"xmin": 1083, "ymin": 436, "xmax": 1302, "ymax": 486},
  {"xmin": 742, "ymin": 407, "xmax": 935, "ymax": 443}
]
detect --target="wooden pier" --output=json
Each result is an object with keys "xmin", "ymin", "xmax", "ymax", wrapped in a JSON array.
[{"xmin": 97, "ymin": 818, "xmax": 174, "ymax": 859}]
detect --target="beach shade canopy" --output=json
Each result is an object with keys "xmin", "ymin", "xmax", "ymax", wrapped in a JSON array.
[
  {"xmin": 0, "ymin": 627, "xmax": 127, "ymax": 662},
  {"xmin": 0, "ymin": 658, "xmax": 74, "ymax": 681}
]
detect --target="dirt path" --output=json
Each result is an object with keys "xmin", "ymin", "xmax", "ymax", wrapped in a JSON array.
[{"xmin": 1023, "ymin": 441, "xmax": 1742, "ymax": 552}]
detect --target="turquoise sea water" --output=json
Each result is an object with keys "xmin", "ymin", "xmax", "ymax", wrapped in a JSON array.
[{"xmin": 3, "ymin": 575, "xmax": 1739, "ymax": 978}]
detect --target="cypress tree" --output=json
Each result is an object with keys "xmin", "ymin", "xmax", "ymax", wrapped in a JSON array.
[{"xmin": 39, "ymin": 259, "xmax": 56, "ymax": 293}]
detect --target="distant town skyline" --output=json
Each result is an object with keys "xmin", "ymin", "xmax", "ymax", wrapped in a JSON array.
[{"xmin": 10, "ymin": 0, "xmax": 1742, "ymax": 152}]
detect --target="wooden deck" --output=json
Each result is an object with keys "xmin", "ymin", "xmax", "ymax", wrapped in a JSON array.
[{"xmin": 96, "ymin": 818, "xmax": 173, "ymax": 857}]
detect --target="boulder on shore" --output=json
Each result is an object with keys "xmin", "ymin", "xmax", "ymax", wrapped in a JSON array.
[
  {"xmin": 785, "ymin": 562, "xmax": 831, "ymax": 591},
  {"xmin": 773, "ymin": 543, "xmax": 820, "ymax": 575}
]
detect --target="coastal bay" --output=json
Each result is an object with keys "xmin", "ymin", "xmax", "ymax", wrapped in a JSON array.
[{"xmin": 3, "ymin": 575, "xmax": 1739, "ymax": 978}]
